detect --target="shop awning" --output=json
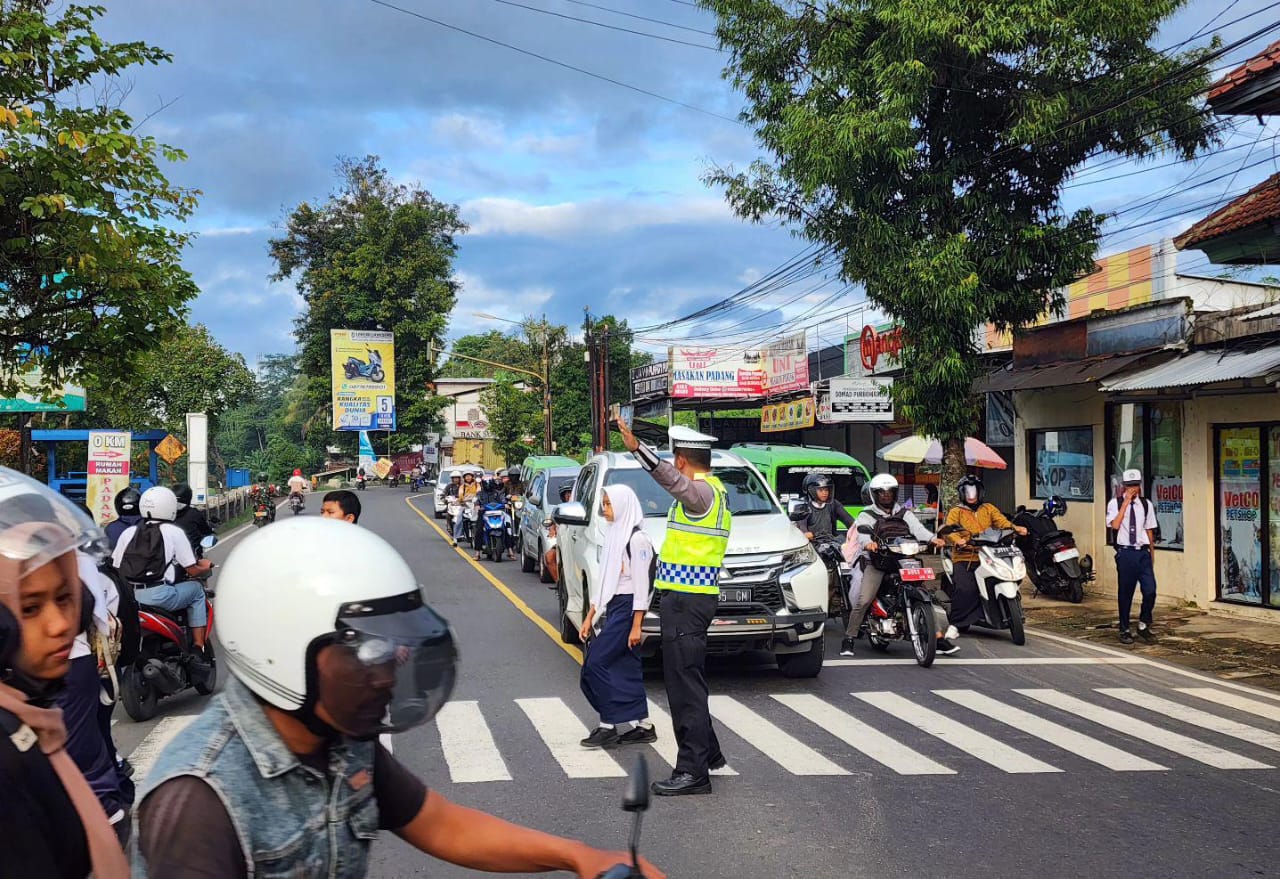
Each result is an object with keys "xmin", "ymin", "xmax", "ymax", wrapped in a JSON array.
[
  {"xmin": 1100, "ymin": 347, "xmax": 1280, "ymax": 392},
  {"xmin": 972, "ymin": 352, "xmax": 1152, "ymax": 393}
]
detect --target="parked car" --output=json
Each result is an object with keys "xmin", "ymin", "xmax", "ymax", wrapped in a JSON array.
[
  {"xmin": 731, "ymin": 443, "xmax": 871, "ymax": 528},
  {"xmin": 517, "ymin": 454, "xmax": 581, "ymax": 489},
  {"xmin": 433, "ymin": 463, "xmax": 485, "ymax": 518},
  {"xmin": 518, "ymin": 465, "xmax": 582, "ymax": 582},
  {"xmin": 553, "ymin": 449, "xmax": 829, "ymax": 678}
]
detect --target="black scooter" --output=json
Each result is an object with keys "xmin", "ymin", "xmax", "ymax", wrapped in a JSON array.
[
  {"xmin": 1012, "ymin": 496, "xmax": 1094, "ymax": 603},
  {"xmin": 597, "ymin": 756, "xmax": 651, "ymax": 879}
]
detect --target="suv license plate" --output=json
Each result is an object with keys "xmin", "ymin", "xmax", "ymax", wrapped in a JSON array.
[
  {"xmin": 719, "ymin": 588, "xmax": 752, "ymax": 603},
  {"xmin": 900, "ymin": 568, "xmax": 935, "ymax": 582}
]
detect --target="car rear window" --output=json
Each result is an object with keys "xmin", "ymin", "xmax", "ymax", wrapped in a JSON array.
[{"xmin": 776, "ymin": 465, "xmax": 866, "ymax": 504}]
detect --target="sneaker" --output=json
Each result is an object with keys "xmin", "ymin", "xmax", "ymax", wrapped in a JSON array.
[
  {"xmin": 936, "ymin": 638, "xmax": 960, "ymax": 655},
  {"xmin": 944, "ymin": 625, "xmax": 959, "ymax": 641},
  {"xmin": 580, "ymin": 726, "xmax": 619, "ymax": 749},
  {"xmin": 449, "ymin": 540, "xmax": 457, "ymax": 548},
  {"xmin": 606, "ymin": 725, "xmax": 657, "ymax": 748},
  {"xmin": 1137, "ymin": 623, "xmax": 1154, "ymax": 643},
  {"xmin": 840, "ymin": 637, "xmax": 857, "ymax": 657},
  {"xmin": 1119, "ymin": 630, "xmax": 1134, "ymax": 645}
]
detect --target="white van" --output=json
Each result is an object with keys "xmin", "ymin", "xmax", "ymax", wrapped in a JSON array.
[{"xmin": 552, "ymin": 449, "xmax": 829, "ymax": 677}]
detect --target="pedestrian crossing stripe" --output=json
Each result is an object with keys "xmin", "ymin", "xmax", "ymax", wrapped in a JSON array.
[{"xmin": 127, "ymin": 686, "xmax": 1280, "ymax": 785}]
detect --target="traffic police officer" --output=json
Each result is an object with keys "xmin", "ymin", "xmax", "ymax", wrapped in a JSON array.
[{"xmin": 617, "ymin": 418, "xmax": 730, "ymax": 796}]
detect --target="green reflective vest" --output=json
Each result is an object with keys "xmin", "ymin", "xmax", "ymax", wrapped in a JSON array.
[{"xmin": 655, "ymin": 472, "xmax": 732, "ymax": 594}]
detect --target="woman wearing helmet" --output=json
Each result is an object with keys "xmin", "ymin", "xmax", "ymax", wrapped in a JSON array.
[
  {"xmin": 134, "ymin": 518, "xmax": 661, "ymax": 878},
  {"xmin": 941, "ymin": 476, "xmax": 1027, "ymax": 629},
  {"xmin": 841, "ymin": 473, "xmax": 951, "ymax": 657},
  {"xmin": 104, "ymin": 486, "xmax": 143, "ymax": 550},
  {"xmin": 795, "ymin": 472, "xmax": 855, "ymax": 544},
  {"xmin": 0, "ymin": 467, "xmax": 130, "ymax": 878}
]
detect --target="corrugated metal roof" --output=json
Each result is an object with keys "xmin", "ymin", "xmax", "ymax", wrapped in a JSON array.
[
  {"xmin": 1242, "ymin": 302, "xmax": 1280, "ymax": 320},
  {"xmin": 973, "ymin": 352, "xmax": 1152, "ymax": 393},
  {"xmin": 1100, "ymin": 347, "xmax": 1280, "ymax": 392}
]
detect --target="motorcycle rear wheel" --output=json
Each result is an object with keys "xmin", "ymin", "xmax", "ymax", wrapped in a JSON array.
[
  {"xmin": 121, "ymin": 665, "xmax": 160, "ymax": 722},
  {"xmin": 910, "ymin": 604, "xmax": 936, "ymax": 668},
  {"xmin": 1068, "ymin": 578, "xmax": 1085, "ymax": 604}
]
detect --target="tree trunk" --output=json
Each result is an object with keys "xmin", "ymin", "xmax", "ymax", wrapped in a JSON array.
[{"xmin": 939, "ymin": 437, "xmax": 967, "ymax": 512}]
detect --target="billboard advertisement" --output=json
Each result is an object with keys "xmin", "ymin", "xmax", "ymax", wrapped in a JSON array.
[
  {"xmin": 331, "ymin": 330, "xmax": 396, "ymax": 432},
  {"xmin": 761, "ymin": 397, "xmax": 816, "ymax": 433},
  {"xmin": 631, "ymin": 361, "xmax": 670, "ymax": 401},
  {"xmin": 820, "ymin": 377, "xmax": 894, "ymax": 423},
  {"xmin": 0, "ymin": 369, "xmax": 86, "ymax": 413},
  {"xmin": 669, "ymin": 347, "xmax": 766, "ymax": 399},
  {"xmin": 764, "ymin": 332, "xmax": 809, "ymax": 394},
  {"xmin": 86, "ymin": 430, "xmax": 131, "ymax": 526}
]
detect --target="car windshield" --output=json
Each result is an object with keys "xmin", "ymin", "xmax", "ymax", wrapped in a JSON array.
[
  {"xmin": 776, "ymin": 465, "xmax": 866, "ymax": 504},
  {"xmin": 604, "ymin": 466, "xmax": 778, "ymax": 518}
]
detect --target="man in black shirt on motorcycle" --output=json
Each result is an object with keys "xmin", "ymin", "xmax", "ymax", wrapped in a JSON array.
[{"xmin": 795, "ymin": 473, "xmax": 855, "ymax": 544}]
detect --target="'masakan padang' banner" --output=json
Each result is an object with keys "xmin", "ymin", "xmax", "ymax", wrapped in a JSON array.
[{"xmin": 669, "ymin": 347, "xmax": 766, "ymax": 399}]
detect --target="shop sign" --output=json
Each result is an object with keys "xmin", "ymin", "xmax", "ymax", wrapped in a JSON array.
[
  {"xmin": 985, "ymin": 391, "xmax": 1015, "ymax": 447},
  {"xmin": 86, "ymin": 431, "xmax": 131, "ymax": 526},
  {"xmin": 1152, "ymin": 476, "xmax": 1184, "ymax": 546},
  {"xmin": 669, "ymin": 346, "xmax": 766, "ymax": 399},
  {"xmin": 761, "ymin": 397, "xmax": 816, "ymax": 433},
  {"xmin": 764, "ymin": 332, "xmax": 809, "ymax": 393},
  {"xmin": 820, "ymin": 377, "xmax": 893, "ymax": 423},
  {"xmin": 859, "ymin": 324, "xmax": 904, "ymax": 373},
  {"xmin": 631, "ymin": 361, "xmax": 670, "ymax": 401},
  {"xmin": 1219, "ymin": 427, "xmax": 1263, "ymax": 602},
  {"xmin": 634, "ymin": 398, "xmax": 671, "ymax": 422}
]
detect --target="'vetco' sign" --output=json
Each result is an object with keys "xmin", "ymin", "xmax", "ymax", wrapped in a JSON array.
[{"xmin": 858, "ymin": 324, "xmax": 904, "ymax": 373}]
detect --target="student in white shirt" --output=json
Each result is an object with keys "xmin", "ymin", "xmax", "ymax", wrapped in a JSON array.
[
  {"xmin": 1106, "ymin": 468, "xmax": 1160, "ymax": 644},
  {"xmin": 578, "ymin": 484, "xmax": 658, "ymax": 750}
]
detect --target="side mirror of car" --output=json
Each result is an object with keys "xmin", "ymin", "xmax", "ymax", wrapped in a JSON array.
[{"xmin": 553, "ymin": 501, "xmax": 589, "ymax": 527}]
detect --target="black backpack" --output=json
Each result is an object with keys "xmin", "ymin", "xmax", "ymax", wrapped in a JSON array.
[
  {"xmin": 117, "ymin": 520, "xmax": 170, "ymax": 585},
  {"xmin": 98, "ymin": 563, "xmax": 140, "ymax": 667},
  {"xmin": 625, "ymin": 525, "xmax": 658, "ymax": 586}
]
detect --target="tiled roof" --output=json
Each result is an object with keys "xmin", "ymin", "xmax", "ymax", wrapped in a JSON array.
[
  {"xmin": 1208, "ymin": 39, "xmax": 1280, "ymax": 104},
  {"xmin": 1173, "ymin": 172, "xmax": 1280, "ymax": 250}
]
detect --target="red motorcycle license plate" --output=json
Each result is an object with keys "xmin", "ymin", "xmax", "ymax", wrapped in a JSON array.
[{"xmin": 900, "ymin": 567, "xmax": 935, "ymax": 582}]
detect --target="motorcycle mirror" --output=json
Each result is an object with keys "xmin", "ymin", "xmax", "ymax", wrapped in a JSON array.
[
  {"xmin": 622, "ymin": 754, "xmax": 650, "ymax": 813},
  {"xmin": 857, "ymin": 525, "xmax": 874, "ymax": 535},
  {"xmin": 200, "ymin": 535, "xmax": 218, "ymax": 549}
]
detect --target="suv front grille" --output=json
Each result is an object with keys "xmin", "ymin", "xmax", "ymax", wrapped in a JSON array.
[{"xmin": 652, "ymin": 555, "xmax": 786, "ymax": 613}]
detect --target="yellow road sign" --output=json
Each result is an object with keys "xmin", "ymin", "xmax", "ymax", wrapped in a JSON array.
[{"xmin": 155, "ymin": 433, "xmax": 187, "ymax": 464}]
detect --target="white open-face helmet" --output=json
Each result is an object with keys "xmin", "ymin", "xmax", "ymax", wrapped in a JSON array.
[
  {"xmin": 867, "ymin": 473, "xmax": 899, "ymax": 510},
  {"xmin": 215, "ymin": 518, "xmax": 456, "ymax": 738},
  {"xmin": 139, "ymin": 486, "xmax": 179, "ymax": 522}
]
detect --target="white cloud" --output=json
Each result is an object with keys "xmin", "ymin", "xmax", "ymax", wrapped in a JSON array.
[
  {"xmin": 447, "ymin": 271, "xmax": 555, "ymax": 337},
  {"xmin": 430, "ymin": 113, "xmax": 506, "ymax": 150},
  {"xmin": 461, "ymin": 195, "xmax": 735, "ymax": 238}
]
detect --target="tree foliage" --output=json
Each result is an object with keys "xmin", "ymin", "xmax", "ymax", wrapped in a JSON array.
[
  {"xmin": 270, "ymin": 155, "xmax": 466, "ymax": 447},
  {"xmin": 479, "ymin": 374, "xmax": 542, "ymax": 467},
  {"xmin": 703, "ymin": 0, "xmax": 1217, "ymax": 499},
  {"xmin": 0, "ymin": 1, "xmax": 199, "ymax": 398}
]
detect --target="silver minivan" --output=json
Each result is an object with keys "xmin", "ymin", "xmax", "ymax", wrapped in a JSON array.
[{"xmin": 518, "ymin": 465, "xmax": 581, "ymax": 583}]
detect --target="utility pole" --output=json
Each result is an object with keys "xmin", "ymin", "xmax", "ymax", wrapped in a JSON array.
[
  {"xmin": 541, "ymin": 314, "xmax": 553, "ymax": 454},
  {"xmin": 429, "ymin": 343, "xmax": 552, "ymax": 455}
]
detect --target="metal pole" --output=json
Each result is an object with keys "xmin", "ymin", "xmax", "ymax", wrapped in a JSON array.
[{"xmin": 542, "ymin": 324, "xmax": 553, "ymax": 454}]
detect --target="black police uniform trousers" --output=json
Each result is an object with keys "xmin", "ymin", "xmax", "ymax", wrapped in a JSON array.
[{"xmin": 659, "ymin": 588, "xmax": 723, "ymax": 778}]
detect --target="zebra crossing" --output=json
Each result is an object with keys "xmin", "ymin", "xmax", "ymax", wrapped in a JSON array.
[{"xmin": 402, "ymin": 684, "xmax": 1280, "ymax": 783}]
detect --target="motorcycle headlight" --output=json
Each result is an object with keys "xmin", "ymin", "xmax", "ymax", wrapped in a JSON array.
[
  {"xmin": 981, "ymin": 551, "xmax": 1019, "ymax": 582},
  {"xmin": 781, "ymin": 543, "xmax": 819, "ymax": 570},
  {"xmin": 894, "ymin": 541, "xmax": 920, "ymax": 557}
]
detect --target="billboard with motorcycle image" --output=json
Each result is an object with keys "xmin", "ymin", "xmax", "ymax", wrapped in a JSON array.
[{"xmin": 331, "ymin": 329, "xmax": 396, "ymax": 431}]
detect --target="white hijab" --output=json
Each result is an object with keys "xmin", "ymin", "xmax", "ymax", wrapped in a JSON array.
[{"xmin": 594, "ymin": 484, "xmax": 647, "ymax": 610}]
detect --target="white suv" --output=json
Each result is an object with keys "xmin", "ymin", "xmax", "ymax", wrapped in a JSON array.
[{"xmin": 552, "ymin": 449, "xmax": 829, "ymax": 677}]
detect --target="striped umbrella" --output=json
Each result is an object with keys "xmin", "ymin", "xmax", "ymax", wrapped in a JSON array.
[{"xmin": 876, "ymin": 435, "xmax": 1007, "ymax": 470}]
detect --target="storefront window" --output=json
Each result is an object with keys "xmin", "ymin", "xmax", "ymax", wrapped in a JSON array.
[
  {"xmin": 1031, "ymin": 427, "xmax": 1094, "ymax": 500},
  {"xmin": 1106, "ymin": 403, "xmax": 1184, "ymax": 550},
  {"xmin": 1218, "ymin": 427, "xmax": 1263, "ymax": 605}
]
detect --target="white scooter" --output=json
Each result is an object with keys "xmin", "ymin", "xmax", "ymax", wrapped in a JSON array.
[{"xmin": 938, "ymin": 526, "xmax": 1028, "ymax": 646}]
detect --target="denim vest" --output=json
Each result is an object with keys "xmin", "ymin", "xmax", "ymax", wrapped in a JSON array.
[{"xmin": 133, "ymin": 678, "xmax": 379, "ymax": 878}]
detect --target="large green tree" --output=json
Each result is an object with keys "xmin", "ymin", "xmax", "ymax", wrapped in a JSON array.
[
  {"xmin": 270, "ymin": 156, "xmax": 465, "ymax": 449},
  {"xmin": 703, "ymin": 0, "xmax": 1217, "ymax": 501},
  {"xmin": 0, "ymin": 2, "xmax": 199, "ymax": 399}
]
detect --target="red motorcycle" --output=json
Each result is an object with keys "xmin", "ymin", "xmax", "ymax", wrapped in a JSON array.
[{"xmin": 119, "ymin": 540, "xmax": 219, "ymax": 721}]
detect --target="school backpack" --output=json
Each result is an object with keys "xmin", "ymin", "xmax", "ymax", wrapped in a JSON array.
[
  {"xmin": 117, "ymin": 520, "xmax": 170, "ymax": 585},
  {"xmin": 625, "ymin": 525, "xmax": 658, "ymax": 586},
  {"xmin": 98, "ymin": 562, "xmax": 141, "ymax": 668}
]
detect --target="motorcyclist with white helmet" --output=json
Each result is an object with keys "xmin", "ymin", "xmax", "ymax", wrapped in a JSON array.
[
  {"xmin": 133, "ymin": 518, "xmax": 662, "ymax": 878},
  {"xmin": 110, "ymin": 487, "xmax": 212, "ymax": 652},
  {"xmin": 841, "ymin": 474, "xmax": 956, "ymax": 657}
]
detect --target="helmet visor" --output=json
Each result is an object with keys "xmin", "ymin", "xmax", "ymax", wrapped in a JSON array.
[
  {"xmin": 961, "ymin": 484, "xmax": 980, "ymax": 504},
  {"xmin": 873, "ymin": 488, "xmax": 897, "ymax": 508},
  {"xmin": 0, "ymin": 467, "xmax": 108, "ymax": 575},
  {"xmin": 322, "ymin": 591, "xmax": 457, "ymax": 738}
]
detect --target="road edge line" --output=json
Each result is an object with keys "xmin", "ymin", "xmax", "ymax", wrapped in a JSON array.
[
  {"xmin": 404, "ymin": 496, "xmax": 584, "ymax": 666},
  {"xmin": 1027, "ymin": 627, "xmax": 1280, "ymax": 703}
]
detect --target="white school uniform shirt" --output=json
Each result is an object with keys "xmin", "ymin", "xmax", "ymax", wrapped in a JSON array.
[
  {"xmin": 594, "ymin": 531, "xmax": 655, "ymax": 613},
  {"xmin": 71, "ymin": 551, "xmax": 120, "ymax": 660},
  {"xmin": 1105, "ymin": 496, "xmax": 1159, "ymax": 548},
  {"xmin": 110, "ymin": 521, "xmax": 197, "ymax": 584}
]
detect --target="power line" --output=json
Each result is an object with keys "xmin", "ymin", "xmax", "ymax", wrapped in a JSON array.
[
  {"xmin": 478, "ymin": 0, "xmax": 719, "ymax": 50},
  {"xmin": 368, "ymin": 0, "xmax": 740, "ymax": 123},
  {"xmin": 556, "ymin": 0, "xmax": 716, "ymax": 36}
]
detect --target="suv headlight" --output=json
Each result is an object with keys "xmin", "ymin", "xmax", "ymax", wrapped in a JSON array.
[{"xmin": 781, "ymin": 543, "xmax": 819, "ymax": 570}]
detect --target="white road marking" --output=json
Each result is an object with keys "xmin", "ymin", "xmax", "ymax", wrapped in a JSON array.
[
  {"xmin": 516, "ymin": 698, "xmax": 626, "ymax": 779},
  {"xmin": 1016, "ymin": 689, "xmax": 1272, "ymax": 770},
  {"xmin": 1098, "ymin": 688, "xmax": 1280, "ymax": 753},
  {"xmin": 854, "ymin": 691, "xmax": 1060, "ymax": 774},
  {"xmin": 434, "ymin": 701, "xmax": 511, "ymax": 783},
  {"xmin": 824, "ymin": 657, "xmax": 1145, "ymax": 667},
  {"xmin": 1176, "ymin": 687, "xmax": 1280, "ymax": 724},
  {"xmin": 645, "ymin": 698, "xmax": 736, "ymax": 776},
  {"xmin": 773, "ymin": 694, "xmax": 954, "ymax": 775},
  {"xmin": 708, "ymin": 695, "xmax": 849, "ymax": 776},
  {"xmin": 128, "ymin": 714, "xmax": 199, "ymax": 782},
  {"xmin": 934, "ymin": 689, "xmax": 1166, "ymax": 772}
]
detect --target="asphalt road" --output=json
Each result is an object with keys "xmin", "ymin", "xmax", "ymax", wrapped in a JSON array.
[{"xmin": 113, "ymin": 489, "xmax": 1280, "ymax": 878}]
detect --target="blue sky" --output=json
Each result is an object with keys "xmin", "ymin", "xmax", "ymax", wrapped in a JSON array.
[{"xmin": 95, "ymin": 0, "xmax": 1279, "ymax": 366}]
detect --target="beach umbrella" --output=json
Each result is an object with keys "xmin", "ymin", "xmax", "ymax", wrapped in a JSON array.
[{"xmin": 877, "ymin": 435, "xmax": 1007, "ymax": 470}]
